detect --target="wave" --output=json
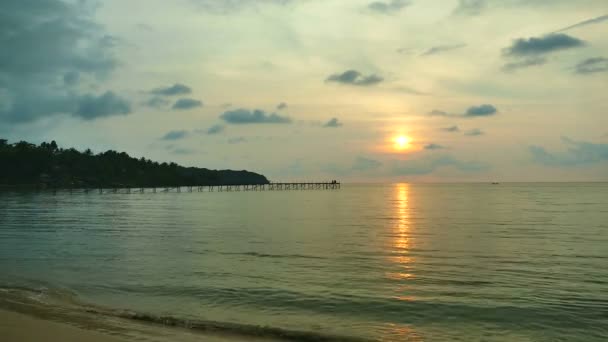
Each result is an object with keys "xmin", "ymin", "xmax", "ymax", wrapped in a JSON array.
[{"xmin": 0, "ymin": 285, "xmax": 372, "ymax": 342}]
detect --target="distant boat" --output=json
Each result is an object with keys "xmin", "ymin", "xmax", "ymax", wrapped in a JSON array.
[{"xmin": 491, "ymin": 182, "xmax": 499, "ymax": 185}]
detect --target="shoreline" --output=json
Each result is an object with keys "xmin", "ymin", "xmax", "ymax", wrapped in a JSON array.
[
  {"xmin": 0, "ymin": 286, "xmax": 367, "ymax": 342},
  {"xmin": 0, "ymin": 286, "xmax": 279, "ymax": 342}
]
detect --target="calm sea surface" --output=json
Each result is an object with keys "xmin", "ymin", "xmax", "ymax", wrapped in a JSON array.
[{"xmin": 1, "ymin": 183, "xmax": 607, "ymax": 341}]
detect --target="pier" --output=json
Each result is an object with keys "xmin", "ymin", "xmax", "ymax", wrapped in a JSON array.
[{"xmin": 43, "ymin": 182, "xmax": 341, "ymax": 194}]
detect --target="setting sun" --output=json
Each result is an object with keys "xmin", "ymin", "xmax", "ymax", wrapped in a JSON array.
[{"xmin": 394, "ymin": 135, "xmax": 411, "ymax": 150}]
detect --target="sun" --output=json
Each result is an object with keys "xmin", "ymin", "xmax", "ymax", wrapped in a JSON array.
[{"xmin": 394, "ymin": 135, "xmax": 411, "ymax": 150}]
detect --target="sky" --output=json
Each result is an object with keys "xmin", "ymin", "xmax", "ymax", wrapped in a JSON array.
[{"xmin": 1, "ymin": 0, "xmax": 607, "ymax": 182}]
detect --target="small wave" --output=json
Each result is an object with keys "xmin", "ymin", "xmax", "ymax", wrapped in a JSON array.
[
  {"xmin": 103, "ymin": 310, "xmax": 372, "ymax": 342},
  {"xmin": 221, "ymin": 251, "xmax": 327, "ymax": 260}
]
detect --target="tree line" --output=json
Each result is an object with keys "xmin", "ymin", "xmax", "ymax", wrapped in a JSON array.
[{"xmin": 0, "ymin": 139, "xmax": 269, "ymax": 188}]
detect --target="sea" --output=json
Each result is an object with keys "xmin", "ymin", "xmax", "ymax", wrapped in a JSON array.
[{"xmin": 0, "ymin": 183, "xmax": 607, "ymax": 341}]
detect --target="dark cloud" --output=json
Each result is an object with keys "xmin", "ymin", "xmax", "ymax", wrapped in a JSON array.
[
  {"xmin": 323, "ymin": 118, "xmax": 343, "ymax": 128},
  {"xmin": 453, "ymin": 0, "xmax": 486, "ymax": 15},
  {"xmin": 530, "ymin": 137, "xmax": 608, "ymax": 166},
  {"xmin": 325, "ymin": 70, "xmax": 384, "ymax": 86},
  {"xmin": 63, "ymin": 71, "xmax": 80, "ymax": 86},
  {"xmin": 429, "ymin": 110, "xmax": 450, "ymax": 117},
  {"xmin": 425, "ymin": 143, "xmax": 445, "ymax": 150},
  {"xmin": 352, "ymin": 157, "xmax": 382, "ymax": 171},
  {"xmin": 429, "ymin": 104, "xmax": 497, "ymax": 118},
  {"xmin": 207, "ymin": 124, "xmax": 225, "ymax": 134},
  {"xmin": 74, "ymin": 91, "xmax": 131, "ymax": 120},
  {"xmin": 556, "ymin": 14, "xmax": 608, "ymax": 32},
  {"xmin": 464, "ymin": 128, "xmax": 484, "ymax": 136},
  {"xmin": 464, "ymin": 104, "xmax": 497, "ymax": 117},
  {"xmin": 0, "ymin": 0, "xmax": 126, "ymax": 124},
  {"xmin": 392, "ymin": 155, "xmax": 487, "ymax": 175},
  {"xmin": 503, "ymin": 34, "xmax": 586, "ymax": 57},
  {"xmin": 220, "ymin": 108, "xmax": 292, "ymax": 124},
  {"xmin": 150, "ymin": 83, "xmax": 192, "ymax": 96},
  {"xmin": 144, "ymin": 96, "xmax": 170, "ymax": 108},
  {"xmin": 277, "ymin": 102, "xmax": 288, "ymax": 110},
  {"xmin": 502, "ymin": 57, "xmax": 547, "ymax": 72},
  {"xmin": 574, "ymin": 57, "xmax": 608, "ymax": 74},
  {"xmin": 421, "ymin": 44, "xmax": 467, "ymax": 56},
  {"xmin": 172, "ymin": 98, "xmax": 203, "ymax": 110},
  {"xmin": 368, "ymin": 0, "xmax": 410, "ymax": 14},
  {"xmin": 161, "ymin": 130, "xmax": 188, "ymax": 141},
  {"xmin": 441, "ymin": 125, "xmax": 460, "ymax": 132}
]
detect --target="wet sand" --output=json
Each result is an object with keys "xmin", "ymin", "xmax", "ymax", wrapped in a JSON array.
[{"xmin": 0, "ymin": 309, "xmax": 128, "ymax": 342}]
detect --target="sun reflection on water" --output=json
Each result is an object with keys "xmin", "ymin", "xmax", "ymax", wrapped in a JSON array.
[
  {"xmin": 382, "ymin": 183, "xmax": 422, "ymax": 340},
  {"xmin": 385, "ymin": 183, "xmax": 416, "ymax": 286}
]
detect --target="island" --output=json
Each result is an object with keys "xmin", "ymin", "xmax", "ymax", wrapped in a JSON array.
[{"xmin": 0, "ymin": 139, "xmax": 269, "ymax": 188}]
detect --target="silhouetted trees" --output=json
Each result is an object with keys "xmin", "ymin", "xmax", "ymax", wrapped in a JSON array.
[{"xmin": 0, "ymin": 139, "xmax": 269, "ymax": 188}]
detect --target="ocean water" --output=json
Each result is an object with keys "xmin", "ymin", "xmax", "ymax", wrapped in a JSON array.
[{"xmin": 1, "ymin": 183, "xmax": 607, "ymax": 341}]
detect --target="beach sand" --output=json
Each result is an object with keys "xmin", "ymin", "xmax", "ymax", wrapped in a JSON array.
[
  {"xmin": 0, "ymin": 307, "xmax": 280, "ymax": 342},
  {"xmin": 0, "ymin": 309, "xmax": 128, "ymax": 342}
]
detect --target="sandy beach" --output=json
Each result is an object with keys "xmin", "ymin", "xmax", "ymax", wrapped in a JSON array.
[
  {"xmin": 0, "ymin": 309, "xmax": 128, "ymax": 342},
  {"xmin": 0, "ymin": 306, "xmax": 280, "ymax": 342}
]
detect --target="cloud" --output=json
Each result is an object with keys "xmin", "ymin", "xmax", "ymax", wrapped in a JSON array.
[
  {"xmin": 396, "ymin": 47, "xmax": 415, "ymax": 55},
  {"xmin": 453, "ymin": 0, "xmax": 595, "ymax": 17},
  {"xmin": 325, "ymin": 70, "xmax": 384, "ymax": 86},
  {"xmin": 503, "ymin": 33, "xmax": 586, "ymax": 57},
  {"xmin": 144, "ymin": 96, "xmax": 170, "ymax": 108},
  {"xmin": 392, "ymin": 155, "xmax": 487, "ymax": 175},
  {"xmin": 63, "ymin": 71, "xmax": 80, "ymax": 86},
  {"xmin": 556, "ymin": 14, "xmax": 608, "ymax": 32},
  {"xmin": 0, "ymin": 0, "xmax": 125, "ymax": 124},
  {"xmin": 429, "ymin": 110, "xmax": 450, "ymax": 117},
  {"xmin": 574, "ymin": 57, "xmax": 608, "ymax": 74},
  {"xmin": 429, "ymin": 104, "xmax": 497, "ymax": 118},
  {"xmin": 172, "ymin": 98, "xmax": 203, "ymax": 110},
  {"xmin": 323, "ymin": 118, "xmax": 343, "ymax": 128},
  {"xmin": 453, "ymin": 0, "xmax": 486, "ymax": 16},
  {"xmin": 464, "ymin": 104, "xmax": 497, "ymax": 117},
  {"xmin": 368, "ymin": 0, "xmax": 410, "ymax": 14},
  {"xmin": 424, "ymin": 143, "xmax": 445, "ymax": 150},
  {"xmin": 352, "ymin": 157, "xmax": 382, "ymax": 171},
  {"xmin": 150, "ymin": 83, "xmax": 192, "ymax": 96},
  {"xmin": 228, "ymin": 137, "xmax": 247, "ymax": 144},
  {"xmin": 277, "ymin": 102, "xmax": 288, "ymax": 110},
  {"xmin": 207, "ymin": 124, "xmax": 225, "ymax": 134},
  {"xmin": 190, "ymin": 0, "xmax": 297, "ymax": 14},
  {"xmin": 502, "ymin": 57, "xmax": 547, "ymax": 72},
  {"xmin": 421, "ymin": 44, "xmax": 467, "ymax": 56},
  {"xmin": 530, "ymin": 137, "xmax": 608, "ymax": 166},
  {"xmin": 161, "ymin": 130, "xmax": 188, "ymax": 141},
  {"xmin": 74, "ymin": 91, "xmax": 131, "ymax": 120},
  {"xmin": 220, "ymin": 108, "xmax": 292, "ymax": 124},
  {"xmin": 394, "ymin": 86, "xmax": 428, "ymax": 96},
  {"xmin": 172, "ymin": 147, "xmax": 195, "ymax": 155},
  {"xmin": 441, "ymin": 125, "xmax": 460, "ymax": 132},
  {"xmin": 465, "ymin": 128, "xmax": 484, "ymax": 136}
]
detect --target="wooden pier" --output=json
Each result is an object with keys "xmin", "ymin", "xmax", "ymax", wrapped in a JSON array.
[{"xmin": 44, "ymin": 182, "xmax": 340, "ymax": 194}]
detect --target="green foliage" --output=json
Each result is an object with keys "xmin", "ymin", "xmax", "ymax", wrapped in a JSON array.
[{"xmin": 0, "ymin": 139, "xmax": 269, "ymax": 187}]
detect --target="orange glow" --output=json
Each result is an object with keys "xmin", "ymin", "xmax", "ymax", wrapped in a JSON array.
[{"xmin": 394, "ymin": 135, "xmax": 411, "ymax": 150}]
